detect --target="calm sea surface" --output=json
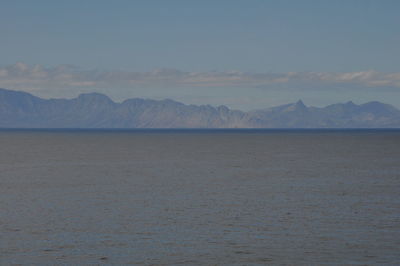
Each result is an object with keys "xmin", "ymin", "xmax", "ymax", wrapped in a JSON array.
[{"xmin": 1, "ymin": 130, "xmax": 400, "ymax": 265}]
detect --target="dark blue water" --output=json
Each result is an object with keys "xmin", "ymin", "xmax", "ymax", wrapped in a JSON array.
[{"xmin": 1, "ymin": 130, "xmax": 400, "ymax": 265}]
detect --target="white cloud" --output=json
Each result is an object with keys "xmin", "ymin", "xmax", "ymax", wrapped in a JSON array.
[{"xmin": 1, "ymin": 62, "xmax": 400, "ymax": 96}]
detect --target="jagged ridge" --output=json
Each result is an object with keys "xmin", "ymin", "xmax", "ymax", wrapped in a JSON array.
[{"xmin": 1, "ymin": 88, "xmax": 400, "ymax": 128}]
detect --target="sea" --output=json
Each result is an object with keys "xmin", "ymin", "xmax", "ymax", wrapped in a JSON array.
[{"xmin": 1, "ymin": 129, "xmax": 400, "ymax": 265}]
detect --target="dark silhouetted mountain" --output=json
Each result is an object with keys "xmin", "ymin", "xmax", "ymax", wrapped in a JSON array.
[{"xmin": 1, "ymin": 88, "xmax": 399, "ymax": 128}]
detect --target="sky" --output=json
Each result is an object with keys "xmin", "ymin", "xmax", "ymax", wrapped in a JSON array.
[{"xmin": 0, "ymin": 0, "xmax": 399, "ymax": 110}]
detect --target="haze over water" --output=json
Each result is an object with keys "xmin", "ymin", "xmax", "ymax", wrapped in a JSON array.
[{"xmin": 1, "ymin": 130, "xmax": 400, "ymax": 265}]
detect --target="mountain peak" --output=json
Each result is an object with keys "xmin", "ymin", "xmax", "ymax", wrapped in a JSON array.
[
  {"xmin": 76, "ymin": 92, "xmax": 114, "ymax": 104},
  {"xmin": 295, "ymin": 100, "xmax": 306, "ymax": 108}
]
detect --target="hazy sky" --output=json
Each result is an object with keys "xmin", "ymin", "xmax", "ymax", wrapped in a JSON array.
[{"xmin": 1, "ymin": 0, "xmax": 399, "ymax": 110}]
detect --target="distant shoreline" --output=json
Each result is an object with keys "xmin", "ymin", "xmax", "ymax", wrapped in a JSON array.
[{"xmin": 1, "ymin": 128, "xmax": 400, "ymax": 134}]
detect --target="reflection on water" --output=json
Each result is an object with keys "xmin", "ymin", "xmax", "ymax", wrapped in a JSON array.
[{"xmin": 1, "ymin": 130, "xmax": 400, "ymax": 265}]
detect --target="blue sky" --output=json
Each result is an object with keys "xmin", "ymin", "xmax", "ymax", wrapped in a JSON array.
[{"xmin": 0, "ymin": 0, "xmax": 399, "ymax": 109}]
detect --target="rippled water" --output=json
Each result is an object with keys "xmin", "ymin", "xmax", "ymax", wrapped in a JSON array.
[{"xmin": 1, "ymin": 130, "xmax": 400, "ymax": 265}]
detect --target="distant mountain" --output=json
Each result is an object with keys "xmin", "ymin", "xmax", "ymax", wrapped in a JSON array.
[
  {"xmin": 249, "ymin": 100, "xmax": 400, "ymax": 128},
  {"xmin": 1, "ymin": 88, "xmax": 400, "ymax": 128}
]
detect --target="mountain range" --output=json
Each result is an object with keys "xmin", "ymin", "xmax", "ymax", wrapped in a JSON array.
[{"xmin": 1, "ymin": 88, "xmax": 400, "ymax": 128}]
